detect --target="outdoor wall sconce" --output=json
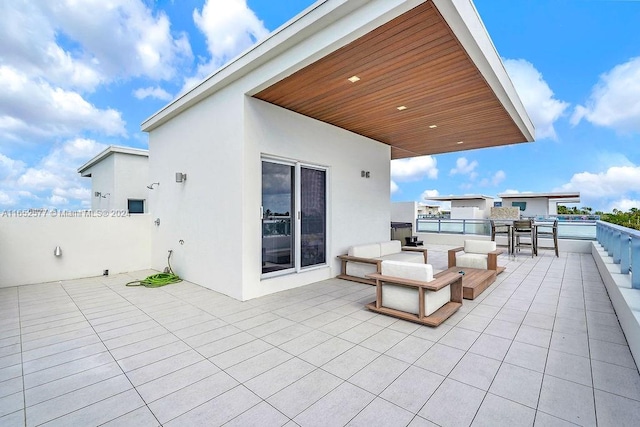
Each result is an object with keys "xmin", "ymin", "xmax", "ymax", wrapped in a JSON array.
[
  {"xmin": 175, "ymin": 172, "xmax": 187, "ymax": 183},
  {"xmin": 147, "ymin": 182, "xmax": 160, "ymax": 189},
  {"xmin": 54, "ymin": 246, "xmax": 62, "ymax": 257},
  {"xmin": 95, "ymin": 192, "xmax": 101, "ymax": 197},
  {"xmin": 361, "ymin": 170, "xmax": 370, "ymax": 178}
]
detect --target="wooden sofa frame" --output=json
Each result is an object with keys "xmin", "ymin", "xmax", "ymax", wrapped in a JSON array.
[
  {"xmin": 338, "ymin": 247, "xmax": 428, "ymax": 285},
  {"xmin": 365, "ymin": 271, "xmax": 463, "ymax": 326}
]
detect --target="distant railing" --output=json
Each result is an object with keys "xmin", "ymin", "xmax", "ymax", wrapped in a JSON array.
[
  {"xmin": 596, "ymin": 221, "xmax": 640, "ymax": 289},
  {"xmin": 416, "ymin": 218, "xmax": 597, "ymax": 240}
]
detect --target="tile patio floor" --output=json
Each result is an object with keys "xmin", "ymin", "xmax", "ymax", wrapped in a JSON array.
[{"xmin": 1, "ymin": 245, "xmax": 639, "ymax": 426}]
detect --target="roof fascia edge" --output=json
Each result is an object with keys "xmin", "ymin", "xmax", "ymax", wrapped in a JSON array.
[
  {"xmin": 433, "ymin": 0, "xmax": 535, "ymax": 142},
  {"xmin": 141, "ymin": 0, "xmax": 366, "ymax": 132},
  {"xmin": 77, "ymin": 145, "xmax": 148, "ymax": 173}
]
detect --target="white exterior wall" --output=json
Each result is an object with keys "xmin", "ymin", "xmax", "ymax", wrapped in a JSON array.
[
  {"xmin": 86, "ymin": 156, "xmax": 115, "ymax": 211},
  {"xmin": 391, "ymin": 202, "xmax": 418, "ymax": 225},
  {"xmin": 0, "ymin": 216, "xmax": 151, "ymax": 288},
  {"xmin": 243, "ymin": 98, "xmax": 390, "ymax": 300},
  {"xmin": 114, "ymin": 154, "xmax": 150, "ymax": 212},
  {"xmin": 148, "ymin": 85, "xmax": 246, "ymax": 299},
  {"xmin": 504, "ymin": 198, "xmax": 548, "ymax": 217},
  {"xmin": 450, "ymin": 200, "xmax": 489, "ymax": 219}
]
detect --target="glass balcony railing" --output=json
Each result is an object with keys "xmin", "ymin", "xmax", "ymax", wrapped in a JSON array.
[
  {"xmin": 415, "ymin": 218, "xmax": 597, "ymax": 240},
  {"xmin": 596, "ymin": 221, "xmax": 640, "ymax": 289}
]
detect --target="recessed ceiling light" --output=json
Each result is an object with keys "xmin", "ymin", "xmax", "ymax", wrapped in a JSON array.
[
  {"xmin": 429, "ymin": 125, "xmax": 437, "ymax": 128},
  {"xmin": 456, "ymin": 141, "xmax": 464, "ymax": 144},
  {"xmin": 348, "ymin": 75, "xmax": 361, "ymax": 83},
  {"xmin": 397, "ymin": 106, "xmax": 407, "ymax": 111}
]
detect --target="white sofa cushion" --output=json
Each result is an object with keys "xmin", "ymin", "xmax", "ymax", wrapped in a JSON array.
[
  {"xmin": 380, "ymin": 261, "xmax": 449, "ymax": 316},
  {"xmin": 349, "ymin": 243, "xmax": 381, "ymax": 258},
  {"xmin": 346, "ymin": 262, "xmax": 378, "ymax": 279},
  {"xmin": 380, "ymin": 252, "xmax": 425, "ymax": 264},
  {"xmin": 464, "ymin": 240, "xmax": 496, "ymax": 254},
  {"xmin": 382, "ymin": 260, "xmax": 433, "ymax": 281},
  {"xmin": 379, "ymin": 240, "xmax": 402, "ymax": 257},
  {"xmin": 456, "ymin": 253, "xmax": 488, "ymax": 269}
]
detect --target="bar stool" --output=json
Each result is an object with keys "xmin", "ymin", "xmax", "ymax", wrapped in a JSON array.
[
  {"xmin": 535, "ymin": 219, "xmax": 559, "ymax": 257},
  {"xmin": 490, "ymin": 220, "xmax": 512, "ymax": 254},
  {"xmin": 513, "ymin": 219, "xmax": 535, "ymax": 257}
]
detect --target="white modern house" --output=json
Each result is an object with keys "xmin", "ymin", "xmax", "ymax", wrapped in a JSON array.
[
  {"xmin": 78, "ymin": 146, "xmax": 150, "ymax": 213},
  {"xmin": 141, "ymin": 0, "xmax": 534, "ymax": 300},
  {"xmin": 498, "ymin": 191, "xmax": 581, "ymax": 217},
  {"xmin": 424, "ymin": 194, "xmax": 495, "ymax": 219}
]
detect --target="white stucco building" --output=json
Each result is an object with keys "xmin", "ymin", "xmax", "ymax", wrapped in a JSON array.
[
  {"xmin": 498, "ymin": 192, "xmax": 581, "ymax": 217},
  {"xmin": 141, "ymin": 0, "xmax": 534, "ymax": 300},
  {"xmin": 424, "ymin": 195, "xmax": 495, "ymax": 219},
  {"xmin": 78, "ymin": 146, "xmax": 150, "ymax": 213}
]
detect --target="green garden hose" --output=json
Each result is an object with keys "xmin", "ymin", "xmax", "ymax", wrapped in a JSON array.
[{"xmin": 126, "ymin": 250, "xmax": 182, "ymax": 288}]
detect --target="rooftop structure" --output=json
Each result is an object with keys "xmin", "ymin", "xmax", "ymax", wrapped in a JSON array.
[
  {"xmin": 78, "ymin": 146, "xmax": 150, "ymax": 213},
  {"xmin": 140, "ymin": 0, "xmax": 534, "ymax": 301},
  {"xmin": 498, "ymin": 192, "xmax": 581, "ymax": 217}
]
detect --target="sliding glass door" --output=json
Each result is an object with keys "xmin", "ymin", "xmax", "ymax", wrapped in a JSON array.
[
  {"xmin": 262, "ymin": 159, "xmax": 326, "ymax": 276},
  {"xmin": 261, "ymin": 161, "xmax": 295, "ymax": 274}
]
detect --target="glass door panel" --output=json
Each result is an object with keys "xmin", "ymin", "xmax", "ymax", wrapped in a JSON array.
[
  {"xmin": 262, "ymin": 161, "xmax": 295, "ymax": 274},
  {"xmin": 300, "ymin": 167, "xmax": 326, "ymax": 267}
]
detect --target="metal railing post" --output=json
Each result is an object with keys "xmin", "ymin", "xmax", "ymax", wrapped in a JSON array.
[
  {"xmin": 632, "ymin": 237, "xmax": 640, "ymax": 289},
  {"xmin": 620, "ymin": 236, "xmax": 631, "ymax": 275},
  {"xmin": 613, "ymin": 231, "xmax": 622, "ymax": 264}
]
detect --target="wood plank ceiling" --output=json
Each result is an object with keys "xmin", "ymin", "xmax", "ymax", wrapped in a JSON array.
[{"xmin": 254, "ymin": 1, "xmax": 528, "ymax": 159}]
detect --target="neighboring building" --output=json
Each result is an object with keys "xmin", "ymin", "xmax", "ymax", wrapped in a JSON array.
[
  {"xmin": 424, "ymin": 195, "xmax": 495, "ymax": 219},
  {"xmin": 417, "ymin": 204, "xmax": 442, "ymax": 217},
  {"xmin": 78, "ymin": 146, "xmax": 150, "ymax": 213},
  {"xmin": 141, "ymin": 0, "xmax": 534, "ymax": 300},
  {"xmin": 498, "ymin": 192, "xmax": 581, "ymax": 217}
]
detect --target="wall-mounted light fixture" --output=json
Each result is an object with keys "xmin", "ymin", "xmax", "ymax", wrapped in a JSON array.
[
  {"xmin": 175, "ymin": 172, "xmax": 187, "ymax": 183},
  {"xmin": 361, "ymin": 170, "xmax": 370, "ymax": 178},
  {"xmin": 95, "ymin": 192, "xmax": 101, "ymax": 198},
  {"xmin": 54, "ymin": 246, "xmax": 62, "ymax": 257},
  {"xmin": 147, "ymin": 182, "xmax": 160, "ymax": 189}
]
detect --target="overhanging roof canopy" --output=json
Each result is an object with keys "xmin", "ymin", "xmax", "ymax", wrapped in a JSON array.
[
  {"xmin": 254, "ymin": 1, "xmax": 534, "ymax": 159},
  {"xmin": 142, "ymin": 1, "xmax": 534, "ymax": 158}
]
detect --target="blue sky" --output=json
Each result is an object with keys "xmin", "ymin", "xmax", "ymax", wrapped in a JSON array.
[{"xmin": 1, "ymin": 0, "xmax": 639, "ymax": 213}]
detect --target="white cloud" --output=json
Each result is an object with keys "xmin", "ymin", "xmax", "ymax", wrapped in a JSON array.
[
  {"xmin": 390, "ymin": 180, "xmax": 399, "ymax": 194},
  {"xmin": 0, "ymin": 66, "xmax": 126, "ymax": 141},
  {"xmin": 571, "ymin": 57, "xmax": 640, "ymax": 133},
  {"xmin": 134, "ymin": 86, "xmax": 173, "ymax": 101},
  {"xmin": 391, "ymin": 155, "xmax": 438, "ymax": 182},
  {"xmin": 0, "ymin": 1, "xmax": 192, "ymax": 92},
  {"xmin": 492, "ymin": 170, "xmax": 506, "ymax": 186},
  {"xmin": 557, "ymin": 165, "xmax": 640, "ymax": 212},
  {"xmin": 558, "ymin": 165, "xmax": 640, "ymax": 199},
  {"xmin": 421, "ymin": 189, "xmax": 440, "ymax": 200},
  {"xmin": 504, "ymin": 59, "xmax": 569, "ymax": 140},
  {"xmin": 449, "ymin": 157, "xmax": 478, "ymax": 176},
  {"xmin": 1, "ymin": 139, "xmax": 107, "ymax": 209},
  {"xmin": 0, "ymin": 153, "xmax": 26, "ymax": 181},
  {"xmin": 608, "ymin": 198, "xmax": 640, "ymax": 212},
  {"xmin": 183, "ymin": 0, "xmax": 269, "ymax": 92},
  {"xmin": 479, "ymin": 170, "xmax": 506, "ymax": 187}
]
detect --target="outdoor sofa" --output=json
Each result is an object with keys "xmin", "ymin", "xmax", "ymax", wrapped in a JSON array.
[{"xmin": 337, "ymin": 240, "xmax": 428, "ymax": 285}]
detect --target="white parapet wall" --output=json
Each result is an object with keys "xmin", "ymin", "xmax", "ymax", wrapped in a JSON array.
[
  {"xmin": 592, "ymin": 242, "xmax": 640, "ymax": 369},
  {"xmin": 0, "ymin": 213, "xmax": 152, "ymax": 288}
]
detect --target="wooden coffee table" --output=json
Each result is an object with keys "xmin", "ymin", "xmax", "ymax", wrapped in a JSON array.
[{"xmin": 435, "ymin": 267, "xmax": 497, "ymax": 300}]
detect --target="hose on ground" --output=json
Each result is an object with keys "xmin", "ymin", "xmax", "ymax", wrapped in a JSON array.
[{"xmin": 126, "ymin": 250, "xmax": 182, "ymax": 288}]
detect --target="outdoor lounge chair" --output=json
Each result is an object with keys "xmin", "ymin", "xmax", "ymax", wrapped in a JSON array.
[
  {"xmin": 365, "ymin": 260, "xmax": 463, "ymax": 326},
  {"xmin": 445, "ymin": 240, "xmax": 504, "ymax": 299}
]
